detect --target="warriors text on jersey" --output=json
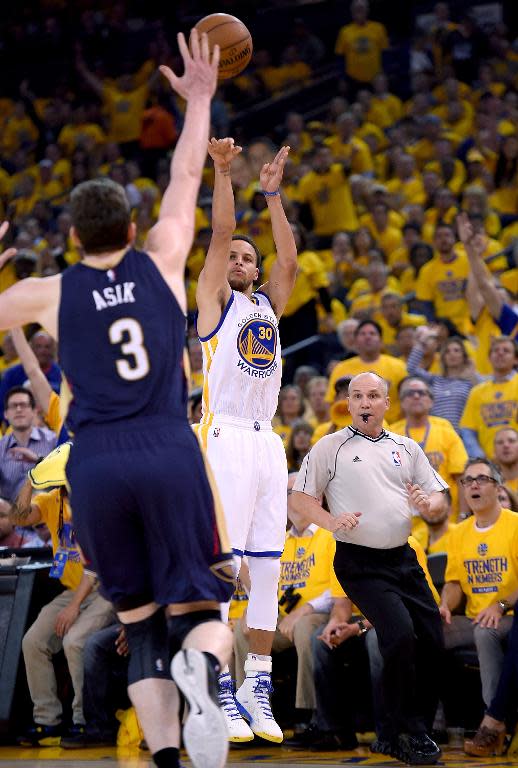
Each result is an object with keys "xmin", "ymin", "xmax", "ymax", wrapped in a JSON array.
[
  {"xmin": 58, "ymin": 248, "xmax": 188, "ymax": 431},
  {"xmin": 198, "ymin": 290, "xmax": 282, "ymax": 422}
]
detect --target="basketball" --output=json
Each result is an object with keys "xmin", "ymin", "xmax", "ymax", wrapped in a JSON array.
[{"xmin": 194, "ymin": 13, "xmax": 252, "ymax": 80}]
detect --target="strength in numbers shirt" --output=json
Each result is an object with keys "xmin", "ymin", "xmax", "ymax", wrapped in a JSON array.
[{"xmin": 444, "ymin": 508, "xmax": 518, "ymax": 618}]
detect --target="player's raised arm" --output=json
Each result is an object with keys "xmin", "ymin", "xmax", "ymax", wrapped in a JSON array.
[
  {"xmin": 196, "ymin": 137, "xmax": 242, "ymax": 334},
  {"xmin": 145, "ymin": 30, "xmax": 219, "ymax": 275},
  {"xmin": 258, "ymin": 147, "xmax": 298, "ymax": 318}
]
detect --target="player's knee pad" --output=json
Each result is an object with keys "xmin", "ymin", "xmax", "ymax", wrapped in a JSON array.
[
  {"xmin": 124, "ymin": 610, "xmax": 170, "ymax": 685},
  {"xmin": 168, "ymin": 609, "xmax": 222, "ymax": 657},
  {"xmin": 247, "ymin": 557, "xmax": 281, "ymax": 631}
]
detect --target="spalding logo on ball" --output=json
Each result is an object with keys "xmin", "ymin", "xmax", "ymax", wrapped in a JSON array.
[{"xmin": 195, "ymin": 13, "xmax": 253, "ymax": 80}]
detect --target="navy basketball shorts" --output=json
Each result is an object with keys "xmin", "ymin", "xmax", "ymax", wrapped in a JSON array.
[{"xmin": 67, "ymin": 415, "xmax": 235, "ymax": 610}]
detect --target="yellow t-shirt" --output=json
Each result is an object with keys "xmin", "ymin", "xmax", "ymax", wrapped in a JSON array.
[
  {"xmin": 32, "ymin": 490, "xmax": 83, "ymax": 591},
  {"xmin": 58, "ymin": 122, "xmax": 107, "ymax": 153},
  {"xmin": 237, "ymin": 209, "xmax": 274, "ymax": 258},
  {"xmin": 103, "ymin": 83, "xmax": 149, "ymax": 144},
  {"xmin": 262, "ymin": 250, "xmax": 329, "ymax": 317},
  {"xmin": 45, "ymin": 390, "xmax": 63, "ymax": 434},
  {"xmin": 228, "ymin": 576, "xmax": 249, "ymax": 621},
  {"xmin": 501, "ymin": 221, "xmax": 518, "ymax": 249},
  {"xmin": 374, "ymin": 311, "xmax": 426, "ymax": 349},
  {"xmin": 279, "ymin": 526, "xmax": 336, "ymax": 617},
  {"xmin": 445, "ymin": 508, "xmax": 518, "ymax": 618},
  {"xmin": 298, "ymin": 164, "xmax": 359, "ymax": 234},
  {"xmin": 230, "ymin": 526, "xmax": 336, "ymax": 620},
  {"xmin": 324, "ymin": 135, "xmax": 374, "ymax": 174},
  {"xmin": 460, "ymin": 375, "xmax": 518, "ymax": 459},
  {"xmin": 415, "ymin": 253, "xmax": 471, "ymax": 334},
  {"xmin": 390, "ymin": 416, "xmax": 467, "ymax": 517},
  {"xmin": 473, "ymin": 308, "xmax": 502, "ymax": 376},
  {"xmin": 385, "ymin": 176, "xmax": 426, "ymax": 206},
  {"xmin": 335, "ymin": 21, "xmax": 389, "ymax": 82},
  {"xmin": 411, "ymin": 517, "xmax": 457, "ymax": 555},
  {"xmin": 326, "ymin": 353, "xmax": 407, "ymax": 423}
]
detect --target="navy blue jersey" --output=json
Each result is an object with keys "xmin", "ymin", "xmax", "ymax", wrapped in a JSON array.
[{"xmin": 58, "ymin": 249, "xmax": 188, "ymax": 432}]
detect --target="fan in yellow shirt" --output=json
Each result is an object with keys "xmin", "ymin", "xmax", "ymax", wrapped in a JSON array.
[
  {"xmin": 374, "ymin": 292, "xmax": 426, "ymax": 353},
  {"xmin": 390, "ymin": 378, "xmax": 468, "ymax": 519},
  {"xmin": 326, "ymin": 320, "xmax": 407, "ymax": 423},
  {"xmin": 335, "ymin": 4, "xmax": 389, "ymax": 84},
  {"xmin": 414, "ymin": 223, "xmax": 472, "ymax": 334},
  {"xmin": 298, "ymin": 147, "xmax": 358, "ymax": 239},
  {"xmin": 76, "ymin": 49, "xmax": 154, "ymax": 147},
  {"xmin": 324, "ymin": 113, "xmax": 374, "ymax": 175},
  {"xmin": 460, "ymin": 335, "xmax": 518, "ymax": 458},
  {"xmin": 386, "ymin": 155, "xmax": 426, "ymax": 207},
  {"xmin": 58, "ymin": 105, "xmax": 107, "ymax": 154},
  {"xmin": 361, "ymin": 202, "xmax": 403, "ymax": 258},
  {"xmin": 411, "ymin": 489, "xmax": 457, "ymax": 554},
  {"xmin": 443, "ymin": 471, "xmax": 518, "ymax": 619}
]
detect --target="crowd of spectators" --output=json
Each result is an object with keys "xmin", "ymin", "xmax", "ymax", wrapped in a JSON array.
[{"xmin": 0, "ymin": 0, "xmax": 517, "ymax": 756}]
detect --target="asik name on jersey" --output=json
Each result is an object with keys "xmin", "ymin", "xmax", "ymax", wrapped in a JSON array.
[{"xmin": 92, "ymin": 282, "xmax": 136, "ymax": 311}]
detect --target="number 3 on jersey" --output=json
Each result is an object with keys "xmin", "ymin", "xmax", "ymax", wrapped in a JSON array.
[{"xmin": 109, "ymin": 318, "xmax": 150, "ymax": 381}]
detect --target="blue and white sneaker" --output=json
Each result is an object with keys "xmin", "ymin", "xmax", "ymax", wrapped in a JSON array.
[{"xmin": 235, "ymin": 669, "xmax": 283, "ymax": 743}]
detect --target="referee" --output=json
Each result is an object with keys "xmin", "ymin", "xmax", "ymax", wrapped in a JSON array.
[{"xmin": 291, "ymin": 372, "xmax": 447, "ymax": 764}]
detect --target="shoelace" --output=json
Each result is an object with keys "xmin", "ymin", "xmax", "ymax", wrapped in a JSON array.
[
  {"xmin": 251, "ymin": 674, "xmax": 275, "ymax": 720},
  {"xmin": 218, "ymin": 678, "xmax": 242, "ymax": 721}
]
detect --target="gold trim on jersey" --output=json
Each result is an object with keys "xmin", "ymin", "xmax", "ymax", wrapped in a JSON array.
[
  {"xmin": 200, "ymin": 335, "xmax": 218, "ymax": 420},
  {"xmin": 201, "ymin": 449, "xmax": 230, "ymax": 551}
]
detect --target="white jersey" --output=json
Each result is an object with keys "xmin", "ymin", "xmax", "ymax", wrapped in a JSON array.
[{"xmin": 198, "ymin": 289, "xmax": 282, "ymax": 423}]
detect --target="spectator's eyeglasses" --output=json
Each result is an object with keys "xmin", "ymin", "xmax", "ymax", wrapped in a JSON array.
[
  {"xmin": 401, "ymin": 389, "xmax": 430, "ymax": 398},
  {"xmin": 7, "ymin": 402, "xmax": 32, "ymax": 410},
  {"xmin": 460, "ymin": 475, "xmax": 498, "ymax": 487}
]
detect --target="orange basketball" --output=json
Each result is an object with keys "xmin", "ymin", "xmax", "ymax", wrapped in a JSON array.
[{"xmin": 194, "ymin": 13, "xmax": 252, "ymax": 80}]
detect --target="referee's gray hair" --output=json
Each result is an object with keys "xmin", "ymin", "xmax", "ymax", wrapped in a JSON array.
[{"xmin": 348, "ymin": 372, "xmax": 389, "ymax": 396}]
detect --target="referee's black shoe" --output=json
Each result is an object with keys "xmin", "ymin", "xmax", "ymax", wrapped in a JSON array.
[{"xmin": 390, "ymin": 733, "xmax": 441, "ymax": 765}]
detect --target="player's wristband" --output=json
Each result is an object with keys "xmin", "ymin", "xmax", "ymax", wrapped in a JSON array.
[{"xmin": 260, "ymin": 189, "xmax": 280, "ymax": 196}]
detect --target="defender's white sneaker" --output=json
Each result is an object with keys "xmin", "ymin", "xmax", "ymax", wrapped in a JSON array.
[
  {"xmin": 218, "ymin": 673, "xmax": 254, "ymax": 742},
  {"xmin": 235, "ymin": 671, "xmax": 283, "ymax": 743},
  {"xmin": 171, "ymin": 649, "xmax": 228, "ymax": 768}
]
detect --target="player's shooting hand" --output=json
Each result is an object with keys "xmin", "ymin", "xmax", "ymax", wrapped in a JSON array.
[
  {"xmin": 55, "ymin": 604, "xmax": 80, "ymax": 638},
  {"xmin": 330, "ymin": 512, "xmax": 361, "ymax": 533},
  {"xmin": 407, "ymin": 483, "xmax": 431, "ymax": 515},
  {"xmin": 259, "ymin": 146, "xmax": 290, "ymax": 193},
  {"xmin": 208, "ymin": 137, "xmax": 242, "ymax": 171},
  {"xmin": 159, "ymin": 30, "xmax": 219, "ymax": 102},
  {"xmin": 0, "ymin": 221, "xmax": 17, "ymax": 269}
]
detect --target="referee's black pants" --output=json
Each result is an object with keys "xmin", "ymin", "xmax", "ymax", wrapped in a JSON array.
[{"xmin": 334, "ymin": 541, "xmax": 444, "ymax": 740}]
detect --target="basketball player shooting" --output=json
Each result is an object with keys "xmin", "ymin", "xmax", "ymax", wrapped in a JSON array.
[
  {"xmin": 0, "ymin": 30, "xmax": 236, "ymax": 768},
  {"xmin": 194, "ymin": 137, "xmax": 297, "ymax": 742}
]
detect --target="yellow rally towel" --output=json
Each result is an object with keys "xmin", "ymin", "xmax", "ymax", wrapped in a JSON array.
[
  {"xmin": 28, "ymin": 441, "xmax": 72, "ymax": 489},
  {"xmin": 116, "ymin": 707, "xmax": 144, "ymax": 747}
]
